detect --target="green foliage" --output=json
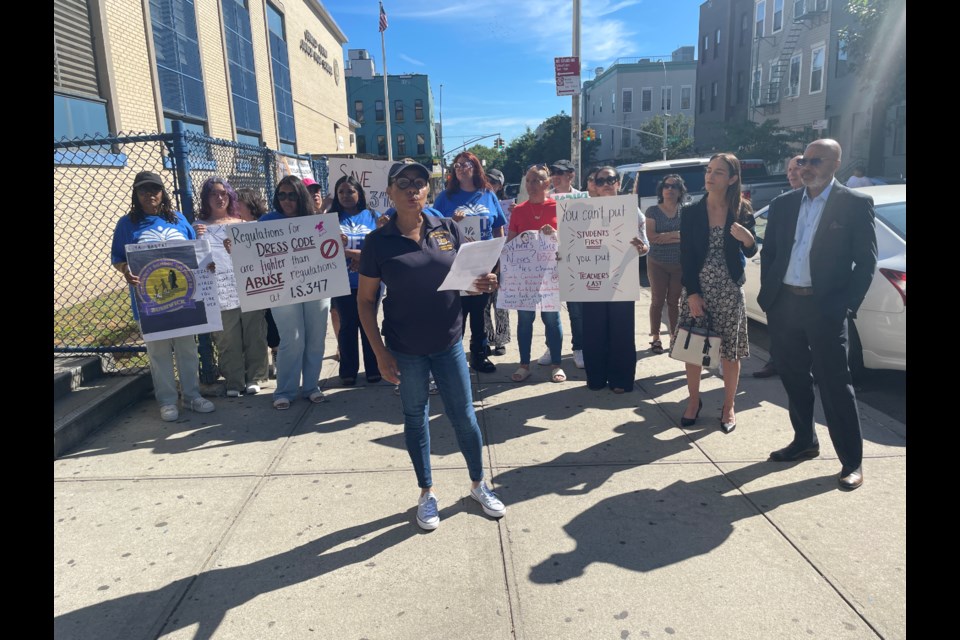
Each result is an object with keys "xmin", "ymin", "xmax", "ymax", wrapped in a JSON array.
[
  {"xmin": 628, "ymin": 114, "xmax": 696, "ymax": 162},
  {"xmin": 838, "ymin": 0, "xmax": 906, "ymax": 101},
  {"xmin": 717, "ymin": 119, "xmax": 805, "ymax": 164},
  {"xmin": 501, "ymin": 129, "xmax": 537, "ymax": 184},
  {"xmin": 466, "ymin": 144, "xmax": 502, "ymax": 173}
]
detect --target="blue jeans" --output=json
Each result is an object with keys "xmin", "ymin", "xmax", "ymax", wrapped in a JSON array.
[
  {"xmin": 391, "ymin": 341, "xmax": 484, "ymax": 489},
  {"xmin": 517, "ymin": 310, "xmax": 563, "ymax": 365},
  {"xmin": 270, "ymin": 298, "xmax": 330, "ymax": 401},
  {"xmin": 567, "ymin": 301, "xmax": 583, "ymax": 351}
]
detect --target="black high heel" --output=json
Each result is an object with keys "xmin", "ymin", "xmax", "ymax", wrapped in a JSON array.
[
  {"xmin": 720, "ymin": 405, "xmax": 736, "ymax": 434},
  {"xmin": 681, "ymin": 399, "xmax": 702, "ymax": 427}
]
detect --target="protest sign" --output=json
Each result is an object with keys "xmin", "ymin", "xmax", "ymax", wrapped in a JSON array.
[
  {"xmin": 557, "ymin": 195, "xmax": 640, "ymax": 302},
  {"xmin": 229, "ymin": 213, "xmax": 351, "ymax": 312},
  {"xmin": 125, "ymin": 239, "xmax": 222, "ymax": 341},
  {"xmin": 202, "ymin": 222, "xmax": 240, "ymax": 310},
  {"xmin": 456, "ymin": 217, "xmax": 482, "ymax": 243},
  {"xmin": 327, "ymin": 158, "xmax": 395, "ymax": 211},
  {"xmin": 497, "ymin": 231, "xmax": 560, "ymax": 312}
]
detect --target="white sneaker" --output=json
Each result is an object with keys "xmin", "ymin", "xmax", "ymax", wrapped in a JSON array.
[
  {"xmin": 536, "ymin": 349, "xmax": 552, "ymax": 366},
  {"xmin": 159, "ymin": 404, "xmax": 179, "ymax": 422},
  {"xmin": 189, "ymin": 397, "xmax": 216, "ymax": 413},
  {"xmin": 226, "ymin": 389, "xmax": 241, "ymax": 398},
  {"xmin": 417, "ymin": 492, "xmax": 440, "ymax": 530},
  {"xmin": 470, "ymin": 481, "xmax": 506, "ymax": 518},
  {"xmin": 245, "ymin": 384, "xmax": 261, "ymax": 395},
  {"xmin": 573, "ymin": 350, "xmax": 585, "ymax": 369}
]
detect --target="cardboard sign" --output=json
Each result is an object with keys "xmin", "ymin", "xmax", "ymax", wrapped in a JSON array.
[
  {"xmin": 125, "ymin": 239, "xmax": 222, "ymax": 341},
  {"xmin": 456, "ymin": 217, "xmax": 482, "ymax": 243},
  {"xmin": 328, "ymin": 158, "xmax": 395, "ymax": 211},
  {"xmin": 557, "ymin": 195, "xmax": 640, "ymax": 302},
  {"xmin": 497, "ymin": 231, "xmax": 560, "ymax": 312},
  {"xmin": 202, "ymin": 222, "xmax": 241, "ymax": 310},
  {"xmin": 229, "ymin": 213, "xmax": 351, "ymax": 312}
]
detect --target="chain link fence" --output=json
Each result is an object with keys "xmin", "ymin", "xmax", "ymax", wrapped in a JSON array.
[{"xmin": 54, "ymin": 127, "xmax": 328, "ymax": 374}]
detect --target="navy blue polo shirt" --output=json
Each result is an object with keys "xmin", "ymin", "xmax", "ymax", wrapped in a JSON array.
[{"xmin": 359, "ymin": 213, "xmax": 463, "ymax": 355}]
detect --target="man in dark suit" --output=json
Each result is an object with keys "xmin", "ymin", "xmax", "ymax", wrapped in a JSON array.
[{"xmin": 758, "ymin": 139, "xmax": 877, "ymax": 490}]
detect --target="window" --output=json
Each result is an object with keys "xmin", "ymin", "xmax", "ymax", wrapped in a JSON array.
[
  {"xmin": 793, "ymin": 0, "xmax": 804, "ymax": 17},
  {"xmin": 395, "ymin": 99, "xmax": 404, "ymax": 122},
  {"xmin": 622, "ymin": 89, "xmax": 633, "ymax": 113},
  {"xmin": 266, "ymin": 3, "xmax": 295, "ymax": 147},
  {"xmin": 835, "ymin": 36, "xmax": 849, "ymax": 77},
  {"xmin": 702, "ymin": 34, "xmax": 708, "ymax": 63},
  {"xmin": 893, "ymin": 105, "xmax": 906, "ymax": 155},
  {"xmin": 354, "ymin": 100, "xmax": 364, "ymax": 123},
  {"xmin": 714, "ymin": 29, "xmax": 720, "ymax": 59},
  {"xmin": 279, "ymin": 141, "xmax": 296, "ymax": 154},
  {"xmin": 54, "ymin": 0, "xmax": 112, "ymax": 140},
  {"xmin": 236, "ymin": 132, "xmax": 260, "ymax": 146},
  {"xmin": 755, "ymin": 1, "xmax": 766, "ymax": 38},
  {"xmin": 740, "ymin": 12, "xmax": 750, "ymax": 46},
  {"xmin": 752, "ymin": 65, "xmax": 762, "ymax": 105},
  {"xmin": 621, "ymin": 128, "xmax": 631, "ymax": 149},
  {"xmin": 377, "ymin": 135, "xmax": 386, "ymax": 156},
  {"xmin": 661, "ymin": 86, "xmax": 672, "ymax": 111},
  {"xmin": 711, "ymin": 82, "xmax": 718, "ymax": 110},
  {"xmin": 415, "ymin": 99, "xmax": 424, "ymax": 120},
  {"xmin": 641, "ymin": 88, "xmax": 652, "ymax": 112},
  {"xmin": 788, "ymin": 52, "xmax": 802, "ymax": 96},
  {"xmin": 767, "ymin": 58, "xmax": 779, "ymax": 102},
  {"xmin": 681, "ymin": 86, "xmax": 692, "ymax": 110},
  {"xmin": 610, "ymin": 92, "xmax": 615, "ymax": 113},
  {"xmin": 375, "ymin": 100, "xmax": 384, "ymax": 121},
  {"xmin": 773, "ymin": 0, "xmax": 783, "ymax": 32},
  {"xmin": 417, "ymin": 133, "xmax": 425, "ymax": 155},
  {"xmin": 152, "ymin": 0, "xmax": 208, "ymax": 128},
  {"xmin": 599, "ymin": 96, "xmax": 603, "ymax": 113},
  {"xmin": 699, "ymin": 86, "xmax": 705, "ymax": 113},
  {"xmin": 809, "ymin": 44, "xmax": 825, "ymax": 93},
  {"xmin": 397, "ymin": 133, "xmax": 406, "ymax": 155},
  {"xmin": 356, "ymin": 135, "xmax": 366, "ymax": 154},
  {"xmin": 736, "ymin": 72, "xmax": 745, "ymax": 105},
  {"xmin": 223, "ymin": 0, "xmax": 261, "ymax": 138}
]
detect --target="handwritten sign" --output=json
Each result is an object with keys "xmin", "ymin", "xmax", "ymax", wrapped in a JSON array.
[
  {"xmin": 499, "ymin": 198, "xmax": 515, "ymax": 226},
  {"xmin": 329, "ymin": 158, "xmax": 395, "ymax": 211},
  {"xmin": 125, "ymin": 239, "xmax": 222, "ymax": 341},
  {"xmin": 497, "ymin": 231, "xmax": 560, "ymax": 312},
  {"xmin": 229, "ymin": 213, "xmax": 351, "ymax": 312},
  {"xmin": 558, "ymin": 195, "xmax": 640, "ymax": 302},
  {"xmin": 202, "ymin": 222, "xmax": 240, "ymax": 310},
  {"xmin": 456, "ymin": 217, "xmax": 482, "ymax": 243}
]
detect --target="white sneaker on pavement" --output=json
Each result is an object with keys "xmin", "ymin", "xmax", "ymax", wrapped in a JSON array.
[
  {"xmin": 573, "ymin": 350, "xmax": 585, "ymax": 369},
  {"xmin": 189, "ymin": 397, "xmax": 215, "ymax": 413},
  {"xmin": 417, "ymin": 492, "xmax": 440, "ymax": 530},
  {"xmin": 159, "ymin": 404, "xmax": 179, "ymax": 422},
  {"xmin": 470, "ymin": 481, "xmax": 506, "ymax": 518},
  {"xmin": 536, "ymin": 349, "xmax": 552, "ymax": 366},
  {"xmin": 226, "ymin": 389, "xmax": 241, "ymax": 398},
  {"xmin": 245, "ymin": 384, "xmax": 261, "ymax": 395}
]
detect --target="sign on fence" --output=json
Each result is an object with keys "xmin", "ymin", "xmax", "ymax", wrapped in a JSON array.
[
  {"xmin": 229, "ymin": 213, "xmax": 351, "ymax": 312},
  {"xmin": 125, "ymin": 239, "xmax": 222, "ymax": 341},
  {"xmin": 497, "ymin": 231, "xmax": 560, "ymax": 311},
  {"xmin": 328, "ymin": 158, "xmax": 395, "ymax": 211},
  {"xmin": 558, "ymin": 195, "xmax": 640, "ymax": 302}
]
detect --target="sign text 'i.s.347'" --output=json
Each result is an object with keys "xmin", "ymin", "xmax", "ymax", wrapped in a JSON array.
[{"xmin": 229, "ymin": 213, "xmax": 350, "ymax": 311}]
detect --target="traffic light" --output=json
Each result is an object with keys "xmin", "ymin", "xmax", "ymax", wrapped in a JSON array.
[
  {"xmin": 493, "ymin": 137, "xmax": 504, "ymax": 151},
  {"xmin": 582, "ymin": 128, "xmax": 595, "ymax": 142}
]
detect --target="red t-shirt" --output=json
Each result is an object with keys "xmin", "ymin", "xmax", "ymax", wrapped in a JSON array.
[{"xmin": 508, "ymin": 198, "xmax": 558, "ymax": 235}]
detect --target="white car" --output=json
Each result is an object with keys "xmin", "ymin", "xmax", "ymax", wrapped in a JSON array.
[{"xmin": 743, "ymin": 184, "xmax": 906, "ymax": 374}]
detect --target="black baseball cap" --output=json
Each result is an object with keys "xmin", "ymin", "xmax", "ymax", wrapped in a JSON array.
[
  {"xmin": 486, "ymin": 169, "xmax": 505, "ymax": 185},
  {"xmin": 387, "ymin": 161, "xmax": 430, "ymax": 183},
  {"xmin": 133, "ymin": 171, "xmax": 164, "ymax": 189}
]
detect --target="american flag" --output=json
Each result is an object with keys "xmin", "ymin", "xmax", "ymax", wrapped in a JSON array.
[{"xmin": 379, "ymin": 3, "xmax": 388, "ymax": 32}]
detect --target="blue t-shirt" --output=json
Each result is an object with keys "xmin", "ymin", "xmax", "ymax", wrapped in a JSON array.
[
  {"xmin": 110, "ymin": 211, "xmax": 196, "ymax": 319},
  {"xmin": 432, "ymin": 189, "xmax": 506, "ymax": 241},
  {"xmin": 338, "ymin": 208, "xmax": 380, "ymax": 289},
  {"xmin": 383, "ymin": 206, "xmax": 444, "ymax": 218},
  {"xmin": 258, "ymin": 210, "xmax": 293, "ymax": 222}
]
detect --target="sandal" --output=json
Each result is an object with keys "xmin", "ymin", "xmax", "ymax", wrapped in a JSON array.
[
  {"xmin": 308, "ymin": 390, "xmax": 327, "ymax": 404},
  {"xmin": 511, "ymin": 366, "xmax": 532, "ymax": 382},
  {"xmin": 650, "ymin": 339, "xmax": 664, "ymax": 354},
  {"xmin": 550, "ymin": 367, "xmax": 567, "ymax": 383},
  {"xmin": 273, "ymin": 398, "xmax": 290, "ymax": 410}
]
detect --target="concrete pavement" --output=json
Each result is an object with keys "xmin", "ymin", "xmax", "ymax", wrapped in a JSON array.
[{"xmin": 54, "ymin": 290, "xmax": 906, "ymax": 640}]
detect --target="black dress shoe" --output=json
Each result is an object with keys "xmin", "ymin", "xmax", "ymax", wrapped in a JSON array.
[
  {"xmin": 492, "ymin": 346, "xmax": 507, "ymax": 356},
  {"xmin": 470, "ymin": 352, "xmax": 497, "ymax": 373},
  {"xmin": 838, "ymin": 467, "xmax": 863, "ymax": 490},
  {"xmin": 680, "ymin": 399, "xmax": 702, "ymax": 427},
  {"xmin": 769, "ymin": 443, "xmax": 820, "ymax": 462},
  {"xmin": 753, "ymin": 362, "xmax": 778, "ymax": 378}
]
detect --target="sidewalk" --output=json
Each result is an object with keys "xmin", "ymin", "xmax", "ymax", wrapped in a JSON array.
[{"xmin": 54, "ymin": 290, "xmax": 906, "ymax": 640}]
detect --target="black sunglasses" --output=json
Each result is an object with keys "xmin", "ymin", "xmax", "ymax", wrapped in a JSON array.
[
  {"xmin": 277, "ymin": 191, "xmax": 299, "ymax": 201},
  {"xmin": 526, "ymin": 163, "xmax": 548, "ymax": 172},
  {"xmin": 592, "ymin": 176, "xmax": 619, "ymax": 187},
  {"xmin": 393, "ymin": 177, "xmax": 428, "ymax": 190},
  {"xmin": 796, "ymin": 157, "xmax": 826, "ymax": 167}
]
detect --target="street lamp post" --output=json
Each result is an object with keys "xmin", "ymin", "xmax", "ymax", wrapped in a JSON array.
[{"xmin": 660, "ymin": 58, "xmax": 669, "ymax": 161}]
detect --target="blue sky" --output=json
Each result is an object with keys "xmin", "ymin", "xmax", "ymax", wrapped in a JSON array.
[{"xmin": 323, "ymin": 1, "xmax": 703, "ymax": 155}]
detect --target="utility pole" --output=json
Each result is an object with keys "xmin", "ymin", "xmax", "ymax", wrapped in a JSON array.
[{"xmin": 571, "ymin": 0, "xmax": 582, "ymax": 188}]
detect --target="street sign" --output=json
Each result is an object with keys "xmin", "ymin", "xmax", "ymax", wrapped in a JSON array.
[{"xmin": 555, "ymin": 56, "xmax": 581, "ymax": 97}]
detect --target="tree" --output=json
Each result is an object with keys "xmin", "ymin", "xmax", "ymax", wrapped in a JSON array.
[
  {"xmin": 838, "ymin": 0, "xmax": 905, "ymax": 102},
  {"xmin": 716, "ymin": 119, "xmax": 805, "ymax": 165},
  {"xmin": 624, "ymin": 114, "xmax": 696, "ymax": 163},
  {"xmin": 466, "ymin": 144, "xmax": 502, "ymax": 173},
  {"xmin": 501, "ymin": 129, "xmax": 536, "ymax": 184}
]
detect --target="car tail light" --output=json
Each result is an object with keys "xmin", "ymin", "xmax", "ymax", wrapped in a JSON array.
[{"xmin": 880, "ymin": 268, "xmax": 906, "ymax": 305}]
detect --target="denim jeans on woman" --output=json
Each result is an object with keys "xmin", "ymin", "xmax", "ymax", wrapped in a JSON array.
[
  {"xmin": 516, "ymin": 310, "xmax": 563, "ymax": 365},
  {"xmin": 270, "ymin": 298, "xmax": 330, "ymax": 401},
  {"xmin": 391, "ymin": 341, "xmax": 484, "ymax": 489}
]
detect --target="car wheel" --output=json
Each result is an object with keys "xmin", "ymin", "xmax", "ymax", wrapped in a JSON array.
[{"xmin": 847, "ymin": 320, "xmax": 866, "ymax": 383}]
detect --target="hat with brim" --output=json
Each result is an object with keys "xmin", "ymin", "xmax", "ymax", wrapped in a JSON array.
[
  {"xmin": 302, "ymin": 177, "xmax": 322, "ymax": 192},
  {"xmin": 486, "ymin": 169, "xmax": 505, "ymax": 185},
  {"xmin": 550, "ymin": 160, "xmax": 575, "ymax": 173},
  {"xmin": 388, "ymin": 161, "xmax": 430, "ymax": 183},
  {"xmin": 133, "ymin": 171, "xmax": 164, "ymax": 189}
]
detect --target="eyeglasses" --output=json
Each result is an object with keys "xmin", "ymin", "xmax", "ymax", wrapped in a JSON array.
[
  {"xmin": 453, "ymin": 162, "xmax": 474, "ymax": 171},
  {"xmin": 662, "ymin": 183, "xmax": 681, "ymax": 190},
  {"xmin": 393, "ymin": 177, "xmax": 428, "ymax": 190},
  {"xmin": 796, "ymin": 157, "xmax": 826, "ymax": 167},
  {"xmin": 277, "ymin": 191, "xmax": 299, "ymax": 201},
  {"xmin": 209, "ymin": 191, "xmax": 229, "ymax": 199},
  {"xmin": 593, "ymin": 176, "xmax": 619, "ymax": 187}
]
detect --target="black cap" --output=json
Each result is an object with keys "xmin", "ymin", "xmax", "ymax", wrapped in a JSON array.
[
  {"xmin": 133, "ymin": 171, "xmax": 164, "ymax": 189},
  {"xmin": 550, "ymin": 159, "xmax": 575, "ymax": 173},
  {"xmin": 486, "ymin": 169, "xmax": 505, "ymax": 185},
  {"xmin": 388, "ymin": 161, "xmax": 430, "ymax": 183}
]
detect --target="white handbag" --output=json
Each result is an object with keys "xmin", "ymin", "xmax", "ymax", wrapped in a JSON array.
[{"xmin": 670, "ymin": 314, "xmax": 722, "ymax": 369}]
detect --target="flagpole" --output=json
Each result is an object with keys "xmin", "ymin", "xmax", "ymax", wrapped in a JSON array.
[{"xmin": 379, "ymin": 2, "xmax": 393, "ymax": 161}]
